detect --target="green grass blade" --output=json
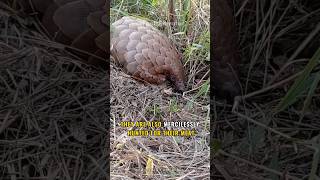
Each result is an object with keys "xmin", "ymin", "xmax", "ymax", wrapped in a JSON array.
[
  {"xmin": 301, "ymin": 72, "xmax": 320, "ymax": 116},
  {"xmin": 275, "ymin": 47, "xmax": 320, "ymax": 113}
]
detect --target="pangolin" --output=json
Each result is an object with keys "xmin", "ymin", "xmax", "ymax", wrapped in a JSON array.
[
  {"xmin": 19, "ymin": 0, "xmax": 186, "ymax": 92},
  {"xmin": 110, "ymin": 16, "xmax": 186, "ymax": 92},
  {"xmin": 213, "ymin": 0, "xmax": 241, "ymax": 98},
  {"xmin": 19, "ymin": 0, "xmax": 108, "ymax": 66}
]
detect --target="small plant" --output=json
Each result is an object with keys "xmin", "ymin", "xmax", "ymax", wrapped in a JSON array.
[
  {"xmin": 147, "ymin": 104, "xmax": 162, "ymax": 118},
  {"xmin": 169, "ymin": 98, "xmax": 180, "ymax": 113}
]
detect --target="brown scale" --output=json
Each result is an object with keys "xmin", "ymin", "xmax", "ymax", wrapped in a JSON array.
[{"xmin": 213, "ymin": 0, "xmax": 241, "ymax": 98}]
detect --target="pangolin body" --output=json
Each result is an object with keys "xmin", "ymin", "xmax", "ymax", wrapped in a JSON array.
[
  {"xmin": 20, "ymin": 0, "xmax": 108, "ymax": 65},
  {"xmin": 111, "ymin": 16, "xmax": 186, "ymax": 92},
  {"xmin": 20, "ymin": 0, "xmax": 186, "ymax": 91}
]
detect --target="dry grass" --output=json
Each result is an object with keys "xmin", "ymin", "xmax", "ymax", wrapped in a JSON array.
[
  {"xmin": 212, "ymin": 0, "xmax": 320, "ymax": 179},
  {"xmin": 0, "ymin": 3, "xmax": 108, "ymax": 179},
  {"xmin": 110, "ymin": 0, "xmax": 210, "ymax": 179},
  {"xmin": 110, "ymin": 64, "xmax": 209, "ymax": 179}
]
